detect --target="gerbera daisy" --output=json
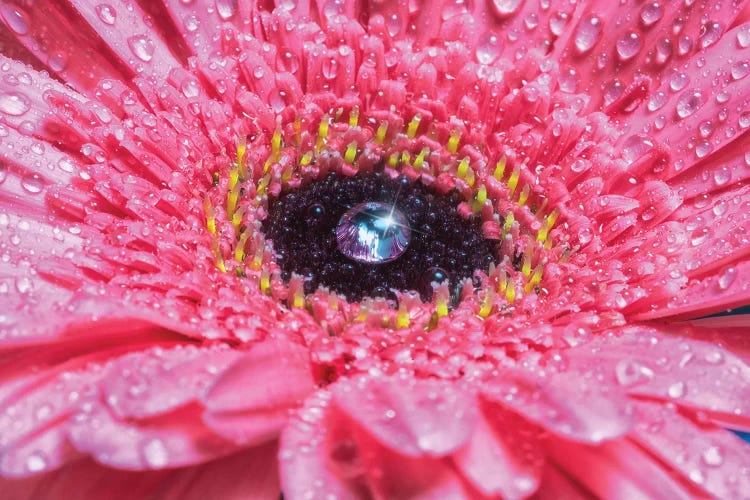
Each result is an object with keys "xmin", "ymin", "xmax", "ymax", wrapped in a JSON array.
[{"xmin": 2, "ymin": 0, "xmax": 750, "ymax": 497}]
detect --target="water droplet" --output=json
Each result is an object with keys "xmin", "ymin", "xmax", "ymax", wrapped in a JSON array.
[
  {"xmin": 491, "ymin": 0, "xmax": 524, "ymax": 18},
  {"xmin": 667, "ymin": 381, "xmax": 686, "ymax": 398},
  {"xmin": 616, "ymin": 32, "xmax": 642, "ymax": 61},
  {"xmin": 127, "ymin": 35, "xmax": 155, "ymax": 62},
  {"xmin": 95, "ymin": 4, "xmax": 117, "ymax": 25},
  {"xmin": 713, "ymin": 166, "xmax": 731, "ymax": 186},
  {"xmin": 730, "ymin": 61, "xmax": 749, "ymax": 81},
  {"xmin": 0, "ymin": 92, "xmax": 30, "ymax": 116},
  {"xmin": 21, "ymin": 174, "xmax": 43, "ymax": 194},
  {"xmin": 677, "ymin": 35, "xmax": 693, "ymax": 56},
  {"xmin": 184, "ymin": 15, "xmax": 200, "ymax": 32},
  {"xmin": 48, "ymin": 51, "xmax": 68, "ymax": 72},
  {"xmin": 25, "ymin": 452, "xmax": 47, "ymax": 472},
  {"xmin": 476, "ymin": 33, "xmax": 503, "ymax": 65},
  {"xmin": 548, "ymin": 11, "xmax": 569, "ymax": 36},
  {"xmin": 322, "ymin": 57, "xmax": 338, "ymax": 79},
  {"xmin": 718, "ymin": 267, "xmax": 737, "ymax": 289},
  {"xmin": 699, "ymin": 21, "xmax": 722, "ymax": 49},
  {"xmin": 574, "ymin": 15, "xmax": 602, "ymax": 55},
  {"xmin": 647, "ymin": 90, "xmax": 668, "ymax": 111},
  {"xmin": 215, "ymin": 0, "xmax": 238, "ymax": 20},
  {"xmin": 615, "ymin": 359, "xmax": 654, "ymax": 386},
  {"xmin": 738, "ymin": 26, "xmax": 750, "ymax": 48},
  {"xmin": 640, "ymin": 2, "xmax": 663, "ymax": 27},
  {"xmin": 694, "ymin": 140, "xmax": 712, "ymax": 159},
  {"xmin": 418, "ymin": 267, "xmax": 450, "ymax": 298},
  {"xmin": 675, "ymin": 89, "xmax": 704, "ymax": 119},
  {"xmin": 648, "ymin": 39, "xmax": 671, "ymax": 68},
  {"xmin": 702, "ymin": 446, "xmax": 723, "ymax": 466},
  {"xmin": 142, "ymin": 438, "xmax": 169, "ymax": 468},
  {"xmin": 336, "ymin": 202, "xmax": 411, "ymax": 264},
  {"xmin": 669, "ymin": 72, "xmax": 689, "ymax": 92},
  {"xmin": 0, "ymin": 4, "xmax": 30, "ymax": 35}
]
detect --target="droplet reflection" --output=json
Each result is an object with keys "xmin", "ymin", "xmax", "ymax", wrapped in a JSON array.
[{"xmin": 336, "ymin": 202, "xmax": 411, "ymax": 264}]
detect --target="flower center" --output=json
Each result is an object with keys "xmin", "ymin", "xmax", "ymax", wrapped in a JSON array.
[
  {"xmin": 336, "ymin": 202, "xmax": 412, "ymax": 264},
  {"xmin": 262, "ymin": 171, "xmax": 497, "ymax": 302}
]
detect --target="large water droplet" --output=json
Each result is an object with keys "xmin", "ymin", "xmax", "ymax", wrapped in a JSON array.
[
  {"xmin": 675, "ymin": 89, "xmax": 704, "ymax": 119},
  {"xmin": 640, "ymin": 2, "xmax": 663, "ymax": 27},
  {"xmin": 574, "ymin": 15, "xmax": 602, "ymax": 55},
  {"xmin": 0, "ymin": 4, "xmax": 30, "ymax": 35},
  {"xmin": 95, "ymin": 4, "xmax": 117, "ymax": 25},
  {"xmin": 491, "ymin": 0, "xmax": 524, "ymax": 18},
  {"xmin": 699, "ymin": 21, "xmax": 722, "ymax": 49},
  {"xmin": 718, "ymin": 267, "xmax": 737, "ymax": 289},
  {"xmin": 336, "ymin": 202, "xmax": 411, "ymax": 264},
  {"xmin": 216, "ymin": 0, "xmax": 238, "ymax": 20},
  {"xmin": 127, "ymin": 35, "xmax": 155, "ymax": 62},
  {"xmin": 731, "ymin": 61, "xmax": 749, "ymax": 80},
  {"xmin": 616, "ymin": 31, "xmax": 642, "ymax": 61},
  {"xmin": 25, "ymin": 452, "xmax": 48, "ymax": 473},
  {"xmin": 21, "ymin": 174, "xmax": 43, "ymax": 194},
  {"xmin": 142, "ymin": 438, "xmax": 169, "ymax": 468},
  {"xmin": 738, "ymin": 26, "xmax": 750, "ymax": 48},
  {"xmin": 667, "ymin": 381, "xmax": 686, "ymax": 398},
  {"xmin": 655, "ymin": 37, "xmax": 673, "ymax": 65},
  {"xmin": 0, "ymin": 92, "xmax": 30, "ymax": 116},
  {"xmin": 476, "ymin": 33, "xmax": 503, "ymax": 65}
]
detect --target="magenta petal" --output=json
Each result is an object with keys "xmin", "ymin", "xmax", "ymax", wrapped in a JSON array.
[
  {"xmin": 201, "ymin": 339, "xmax": 314, "ymax": 444},
  {"xmin": 482, "ymin": 369, "xmax": 632, "ymax": 444},
  {"xmin": 0, "ymin": 443, "xmax": 279, "ymax": 500},
  {"xmin": 632, "ymin": 401, "xmax": 750, "ymax": 499},
  {"xmin": 452, "ymin": 403, "xmax": 543, "ymax": 498},
  {"xmin": 331, "ymin": 374, "xmax": 478, "ymax": 457}
]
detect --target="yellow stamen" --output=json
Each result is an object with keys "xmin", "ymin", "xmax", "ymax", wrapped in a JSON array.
[
  {"xmin": 271, "ymin": 126, "xmax": 282, "ymax": 162},
  {"xmin": 400, "ymin": 151, "xmax": 411, "ymax": 165},
  {"xmin": 232, "ymin": 205, "xmax": 245, "ymax": 232},
  {"xmin": 457, "ymin": 156, "xmax": 470, "ymax": 179},
  {"xmin": 204, "ymin": 198, "xmax": 217, "ymax": 235},
  {"xmin": 413, "ymin": 148, "xmax": 429, "ymax": 170},
  {"xmin": 387, "ymin": 152, "xmax": 399, "ymax": 167},
  {"xmin": 478, "ymin": 289, "xmax": 493, "ymax": 318},
  {"xmin": 227, "ymin": 180, "xmax": 240, "ymax": 218},
  {"xmin": 522, "ymin": 244, "xmax": 533, "ymax": 276},
  {"xmin": 447, "ymin": 130, "xmax": 460, "ymax": 154},
  {"xmin": 250, "ymin": 244, "xmax": 264, "ymax": 271},
  {"xmin": 375, "ymin": 121, "xmax": 388, "ymax": 145},
  {"xmin": 234, "ymin": 229, "xmax": 250, "ymax": 262},
  {"xmin": 349, "ymin": 106, "xmax": 360, "ymax": 127},
  {"xmin": 435, "ymin": 289, "xmax": 449, "ymax": 318},
  {"xmin": 396, "ymin": 302, "xmax": 410, "ymax": 329},
  {"xmin": 518, "ymin": 184, "xmax": 530, "ymax": 206},
  {"xmin": 237, "ymin": 138, "xmax": 247, "ymax": 179},
  {"xmin": 260, "ymin": 268, "xmax": 271, "ymax": 294},
  {"xmin": 316, "ymin": 115, "xmax": 330, "ymax": 151},
  {"xmin": 524, "ymin": 264, "xmax": 544, "ymax": 293},
  {"xmin": 407, "ymin": 114, "xmax": 421, "ymax": 139},
  {"xmin": 497, "ymin": 270, "xmax": 508, "ymax": 293},
  {"xmin": 502, "ymin": 213, "xmax": 514, "ymax": 235},
  {"xmin": 505, "ymin": 281, "xmax": 516, "ymax": 302},
  {"xmin": 493, "ymin": 156, "xmax": 506, "ymax": 181},
  {"xmin": 344, "ymin": 141, "xmax": 358, "ymax": 164},
  {"xmin": 507, "ymin": 164, "xmax": 520, "ymax": 195},
  {"xmin": 299, "ymin": 151, "xmax": 313, "ymax": 166}
]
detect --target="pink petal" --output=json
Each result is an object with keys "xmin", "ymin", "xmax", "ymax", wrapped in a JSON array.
[
  {"xmin": 330, "ymin": 374, "xmax": 478, "ymax": 457},
  {"xmin": 561, "ymin": 326, "xmax": 750, "ymax": 428},
  {"xmin": 546, "ymin": 437, "xmax": 698, "ymax": 499},
  {"xmin": 631, "ymin": 401, "xmax": 750, "ymax": 498},
  {"xmin": 621, "ymin": 20, "xmax": 750, "ymax": 178},
  {"xmin": 0, "ymin": 0, "xmax": 129, "ymax": 92},
  {"xmin": 0, "ymin": 443, "xmax": 279, "ymax": 500},
  {"xmin": 68, "ymin": 404, "xmax": 234, "ymax": 470},
  {"xmin": 279, "ymin": 390, "xmax": 471, "ymax": 500},
  {"xmin": 101, "ymin": 345, "xmax": 243, "ymax": 419},
  {"xmin": 452, "ymin": 401, "xmax": 544, "ymax": 498},
  {"xmin": 201, "ymin": 339, "xmax": 314, "ymax": 445},
  {"xmin": 481, "ymin": 368, "xmax": 632, "ymax": 444}
]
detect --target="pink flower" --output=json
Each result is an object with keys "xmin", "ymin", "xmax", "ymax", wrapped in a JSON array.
[{"xmin": 2, "ymin": 0, "xmax": 750, "ymax": 497}]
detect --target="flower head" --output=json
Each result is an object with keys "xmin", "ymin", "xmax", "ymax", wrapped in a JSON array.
[{"xmin": 2, "ymin": 0, "xmax": 750, "ymax": 497}]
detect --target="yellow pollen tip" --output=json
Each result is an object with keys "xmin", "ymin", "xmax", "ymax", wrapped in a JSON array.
[
  {"xmin": 349, "ymin": 107, "xmax": 360, "ymax": 127},
  {"xmin": 387, "ymin": 152, "xmax": 399, "ymax": 167},
  {"xmin": 316, "ymin": 115, "xmax": 330, "ymax": 151},
  {"xmin": 400, "ymin": 151, "xmax": 411, "ymax": 165},
  {"xmin": 300, "ymin": 151, "xmax": 313, "ymax": 166},
  {"xmin": 413, "ymin": 148, "xmax": 429, "ymax": 169},
  {"xmin": 502, "ymin": 213, "xmax": 514, "ymax": 235},
  {"xmin": 227, "ymin": 181, "xmax": 240, "ymax": 218},
  {"xmin": 435, "ymin": 289, "xmax": 449, "ymax": 318},
  {"xmin": 508, "ymin": 165, "xmax": 520, "ymax": 195},
  {"xmin": 237, "ymin": 139, "xmax": 247, "ymax": 179},
  {"xmin": 396, "ymin": 303, "xmax": 410, "ymax": 329},
  {"xmin": 271, "ymin": 127, "xmax": 282, "ymax": 161},
  {"xmin": 234, "ymin": 230, "xmax": 250, "ymax": 262},
  {"xmin": 375, "ymin": 121, "xmax": 388, "ymax": 144},
  {"xmin": 505, "ymin": 281, "xmax": 516, "ymax": 302},
  {"xmin": 250, "ymin": 245, "xmax": 264, "ymax": 271},
  {"xmin": 407, "ymin": 114, "xmax": 421, "ymax": 139},
  {"xmin": 260, "ymin": 268, "xmax": 271, "ymax": 294},
  {"xmin": 344, "ymin": 142, "xmax": 358, "ymax": 164},
  {"xmin": 204, "ymin": 199, "xmax": 217, "ymax": 235},
  {"xmin": 447, "ymin": 130, "xmax": 461, "ymax": 154},
  {"xmin": 457, "ymin": 157, "xmax": 470, "ymax": 179},
  {"xmin": 493, "ymin": 156, "xmax": 507, "ymax": 180},
  {"xmin": 524, "ymin": 264, "xmax": 544, "ymax": 293},
  {"xmin": 232, "ymin": 206, "xmax": 245, "ymax": 231},
  {"xmin": 518, "ymin": 184, "xmax": 530, "ymax": 206},
  {"xmin": 497, "ymin": 271, "xmax": 508, "ymax": 293},
  {"xmin": 478, "ymin": 289, "xmax": 494, "ymax": 318}
]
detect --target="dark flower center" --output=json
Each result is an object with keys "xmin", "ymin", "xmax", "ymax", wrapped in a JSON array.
[{"xmin": 262, "ymin": 170, "xmax": 498, "ymax": 302}]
